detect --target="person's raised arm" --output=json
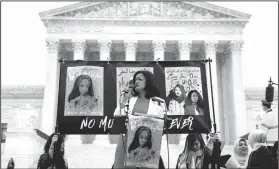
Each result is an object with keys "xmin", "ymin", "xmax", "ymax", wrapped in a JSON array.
[{"xmin": 48, "ymin": 134, "xmax": 58, "ymax": 159}]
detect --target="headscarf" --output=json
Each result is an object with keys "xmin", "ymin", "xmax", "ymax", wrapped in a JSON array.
[
  {"xmin": 248, "ymin": 129, "xmax": 267, "ymax": 150},
  {"xmin": 233, "ymin": 138, "xmax": 252, "ymax": 166},
  {"xmin": 177, "ymin": 133, "xmax": 205, "ymax": 169}
]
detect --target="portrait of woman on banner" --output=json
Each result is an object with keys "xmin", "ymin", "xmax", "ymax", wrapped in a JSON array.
[
  {"xmin": 128, "ymin": 126, "xmax": 157, "ymax": 163},
  {"xmin": 113, "ymin": 70, "xmax": 166, "ymax": 169},
  {"xmin": 66, "ymin": 74, "xmax": 99, "ymax": 116},
  {"xmin": 166, "ymin": 83, "xmax": 186, "ymax": 115},
  {"xmin": 184, "ymin": 89, "xmax": 204, "ymax": 115}
]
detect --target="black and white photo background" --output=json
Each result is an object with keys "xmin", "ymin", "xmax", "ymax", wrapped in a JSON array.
[{"xmin": 57, "ymin": 61, "xmax": 211, "ymax": 134}]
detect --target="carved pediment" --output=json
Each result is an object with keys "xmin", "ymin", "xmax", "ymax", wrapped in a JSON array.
[{"xmin": 43, "ymin": 2, "xmax": 250, "ymax": 19}]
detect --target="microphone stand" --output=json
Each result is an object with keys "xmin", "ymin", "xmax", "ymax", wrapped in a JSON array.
[
  {"xmin": 51, "ymin": 122, "xmax": 60, "ymax": 169},
  {"xmin": 119, "ymin": 89, "xmax": 131, "ymax": 169},
  {"xmin": 124, "ymin": 94, "xmax": 131, "ymax": 169}
]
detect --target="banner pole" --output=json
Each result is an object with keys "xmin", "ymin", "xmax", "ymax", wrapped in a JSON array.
[
  {"xmin": 207, "ymin": 58, "xmax": 221, "ymax": 169},
  {"xmin": 50, "ymin": 58, "xmax": 64, "ymax": 169},
  {"xmin": 56, "ymin": 58, "xmax": 65, "ymax": 134},
  {"xmin": 207, "ymin": 58, "xmax": 217, "ymax": 134}
]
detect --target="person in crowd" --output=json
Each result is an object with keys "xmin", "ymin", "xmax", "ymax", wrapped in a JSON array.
[
  {"xmin": 7, "ymin": 157, "xmax": 14, "ymax": 169},
  {"xmin": 37, "ymin": 133, "xmax": 68, "ymax": 169},
  {"xmin": 67, "ymin": 74, "xmax": 98, "ymax": 116},
  {"xmin": 231, "ymin": 138, "xmax": 252, "ymax": 168},
  {"xmin": 258, "ymin": 100, "xmax": 278, "ymax": 148},
  {"xmin": 176, "ymin": 133, "xmax": 223, "ymax": 169},
  {"xmin": 113, "ymin": 70, "xmax": 166, "ymax": 169},
  {"xmin": 166, "ymin": 83, "xmax": 186, "ymax": 115},
  {"xmin": 184, "ymin": 90, "xmax": 204, "ymax": 115},
  {"xmin": 246, "ymin": 129, "xmax": 276, "ymax": 169}
]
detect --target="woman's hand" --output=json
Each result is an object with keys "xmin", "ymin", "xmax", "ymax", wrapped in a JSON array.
[
  {"xmin": 48, "ymin": 134, "xmax": 59, "ymax": 159},
  {"xmin": 120, "ymin": 88, "xmax": 131, "ymax": 108},
  {"xmin": 51, "ymin": 134, "xmax": 58, "ymax": 147},
  {"xmin": 206, "ymin": 132, "xmax": 225, "ymax": 154},
  {"xmin": 212, "ymin": 133, "xmax": 221, "ymax": 141},
  {"xmin": 206, "ymin": 133, "xmax": 220, "ymax": 150}
]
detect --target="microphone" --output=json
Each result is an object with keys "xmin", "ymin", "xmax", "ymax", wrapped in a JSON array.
[
  {"xmin": 121, "ymin": 90, "xmax": 129, "ymax": 95},
  {"xmin": 121, "ymin": 84, "xmax": 134, "ymax": 96}
]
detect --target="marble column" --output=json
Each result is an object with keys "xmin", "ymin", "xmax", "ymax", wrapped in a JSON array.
[
  {"xmin": 219, "ymin": 49, "xmax": 230, "ymax": 143},
  {"xmin": 97, "ymin": 40, "xmax": 112, "ymax": 144},
  {"xmin": 204, "ymin": 40, "xmax": 220, "ymax": 133},
  {"xmin": 124, "ymin": 40, "xmax": 138, "ymax": 61},
  {"xmin": 72, "ymin": 39, "xmax": 86, "ymax": 60},
  {"xmin": 178, "ymin": 40, "xmax": 192, "ymax": 60},
  {"xmin": 152, "ymin": 40, "xmax": 166, "ymax": 61},
  {"xmin": 98, "ymin": 40, "xmax": 112, "ymax": 61},
  {"xmin": 227, "ymin": 40, "xmax": 247, "ymax": 142},
  {"xmin": 41, "ymin": 38, "xmax": 60, "ymax": 136},
  {"xmin": 175, "ymin": 41, "xmax": 192, "ymax": 144}
]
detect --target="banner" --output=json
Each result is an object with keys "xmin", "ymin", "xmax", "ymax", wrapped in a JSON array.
[
  {"xmin": 126, "ymin": 115, "xmax": 164, "ymax": 168},
  {"xmin": 57, "ymin": 61, "xmax": 211, "ymax": 134}
]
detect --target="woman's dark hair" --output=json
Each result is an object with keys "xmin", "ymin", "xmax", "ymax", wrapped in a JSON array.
[
  {"xmin": 7, "ymin": 157, "xmax": 14, "ymax": 169},
  {"xmin": 68, "ymin": 75, "xmax": 94, "ymax": 102},
  {"xmin": 132, "ymin": 70, "xmax": 160, "ymax": 99},
  {"xmin": 44, "ymin": 133, "xmax": 66, "ymax": 169},
  {"xmin": 166, "ymin": 84, "xmax": 186, "ymax": 109},
  {"xmin": 184, "ymin": 89, "xmax": 204, "ymax": 109},
  {"xmin": 185, "ymin": 133, "xmax": 206, "ymax": 152},
  {"xmin": 128, "ymin": 126, "xmax": 152, "ymax": 153},
  {"xmin": 181, "ymin": 133, "xmax": 211, "ymax": 156}
]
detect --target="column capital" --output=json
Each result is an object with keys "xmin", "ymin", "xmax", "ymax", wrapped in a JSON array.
[
  {"xmin": 98, "ymin": 40, "xmax": 112, "ymax": 52},
  {"xmin": 124, "ymin": 40, "xmax": 137, "ymax": 61},
  {"xmin": 152, "ymin": 40, "xmax": 166, "ymax": 61},
  {"xmin": 204, "ymin": 40, "xmax": 218, "ymax": 54},
  {"xmin": 45, "ymin": 39, "xmax": 59, "ymax": 53},
  {"xmin": 58, "ymin": 44, "xmax": 67, "ymax": 60},
  {"xmin": 229, "ymin": 40, "xmax": 244, "ymax": 54},
  {"xmin": 152, "ymin": 40, "xmax": 166, "ymax": 52},
  {"xmin": 98, "ymin": 40, "xmax": 112, "ymax": 61},
  {"xmin": 124, "ymin": 40, "xmax": 138, "ymax": 52},
  {"xmin": 72, "ymin": 39, "xmax": 87, "ymax": 52},
  {"xmin": 178, "ymin": 41, "xmax": 192, "ymax": 60},
  {"xmin": 178, "ymin": 40, "xmax": 192, "ymax": 52}
]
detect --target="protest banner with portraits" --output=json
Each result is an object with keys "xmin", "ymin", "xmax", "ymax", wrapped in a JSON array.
[{"xmin": 57, "ymin": 61, "xmax": 211, "ymax": 134}]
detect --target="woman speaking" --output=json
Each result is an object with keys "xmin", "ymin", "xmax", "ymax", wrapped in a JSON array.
[{"xmin": 113, "ymin": 70, "xmax": 166, "ymax": 169}]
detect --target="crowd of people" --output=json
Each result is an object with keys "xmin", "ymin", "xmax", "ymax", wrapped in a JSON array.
[{"xmin": 6, "ymin": 70, "xmax": 278, "ymax": 169}]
